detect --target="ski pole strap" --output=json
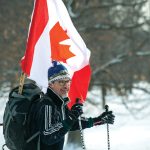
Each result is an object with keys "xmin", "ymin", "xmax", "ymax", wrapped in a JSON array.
[
  {"xmin": 105, "ymin": 105, "xmax": 110, "ymax": 150},
  {"xmin": 78, "ymin": 116, "xmax": 86, "ymax": 150}
]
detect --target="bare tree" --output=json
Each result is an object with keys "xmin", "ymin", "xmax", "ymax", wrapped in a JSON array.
[{"xmin": 0, "ymin": 0, "xmax": 150, "ymax": 148}]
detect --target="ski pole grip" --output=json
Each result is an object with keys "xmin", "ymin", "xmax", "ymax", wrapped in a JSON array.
[{"xmin": 105, "ymin": 105, "xmax": 109, "ymax": 112}]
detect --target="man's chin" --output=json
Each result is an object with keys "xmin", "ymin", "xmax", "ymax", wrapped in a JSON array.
[{"xmin": 61, "ymin": 93, "xmax": 68, "ymax": 98}]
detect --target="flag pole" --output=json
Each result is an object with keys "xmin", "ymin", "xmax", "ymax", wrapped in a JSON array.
[{"xmin": 18, "ymin": 72, "xmax": 26, "ymax": 94}]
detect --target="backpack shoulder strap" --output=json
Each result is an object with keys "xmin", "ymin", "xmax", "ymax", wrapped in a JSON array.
[{"xmin": 26, "ymin": 131, "xmax": 40, "ymax": 143}]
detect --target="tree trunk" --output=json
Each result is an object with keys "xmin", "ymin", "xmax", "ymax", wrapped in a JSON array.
[{"xmin": 101, "ymin": 85, "xmax": 106, "ymax": 109}]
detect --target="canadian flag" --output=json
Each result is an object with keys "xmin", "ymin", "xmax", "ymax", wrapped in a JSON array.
[{"xmin": 21, "ymin": 0, "xmax": 91, "ymax": 107}]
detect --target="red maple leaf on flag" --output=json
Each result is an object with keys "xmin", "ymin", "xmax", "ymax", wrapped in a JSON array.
[{"xmin": 50, "ymin": 22, "xmax": 75, "ymax": 63}]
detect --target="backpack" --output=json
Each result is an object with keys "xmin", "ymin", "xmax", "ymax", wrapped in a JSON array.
[{"xmin": 3, "ymin": 83, "xmax": 42, "ymax": 150}]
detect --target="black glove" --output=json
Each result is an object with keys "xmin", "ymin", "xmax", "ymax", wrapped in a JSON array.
[
  {"xmin": 69, "ymin": 103, "xmax": 83, "ymax": 120},
  {"xmin": 62, "ymin": 103, "xmax": 83, "ymax": 130},
  {"xmin": 93, "ymin": 111, "xmax": 115, "ymax": 126}
]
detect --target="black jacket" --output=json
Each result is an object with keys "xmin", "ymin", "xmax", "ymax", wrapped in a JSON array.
[{"xmin": 24, "ymin": 88, "xmax": 93, "ymax": 150}]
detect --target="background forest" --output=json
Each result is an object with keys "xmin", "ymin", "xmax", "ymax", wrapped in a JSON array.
[{"xmin": 0, "ymin": 0, "xmax": 150, "ymax": 149}]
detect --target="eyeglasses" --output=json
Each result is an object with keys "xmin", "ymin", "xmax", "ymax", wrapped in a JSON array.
[{"xmin": 57, "ymin": 79, "xmax": 71, "ymax": 86}]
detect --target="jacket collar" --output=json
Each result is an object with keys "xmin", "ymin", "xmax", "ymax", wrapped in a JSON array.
[{"xmin": 46, "ymin": 88, "xmax": 69, "ymax": 106}]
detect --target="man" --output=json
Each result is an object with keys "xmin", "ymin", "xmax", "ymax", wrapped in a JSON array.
[{"xmin": 25, "ymin": 61, "xmax": 115, "ymax": 150}]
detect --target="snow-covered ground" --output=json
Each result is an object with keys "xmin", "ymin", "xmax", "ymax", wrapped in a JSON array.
[
  {"xmin": 82, "ymin": 104, "xmax": 150, "ymax": 150},
  {"xmin": 65, "ymin": 83, "xmax": 150, "ymax": 150},
  {"xmin": 65, "ymin": 104, "xmax": 150, "ymax": 150},
  {"xmin": 0, "ymin": 82, "xmax": 150, "ymax": 150}
]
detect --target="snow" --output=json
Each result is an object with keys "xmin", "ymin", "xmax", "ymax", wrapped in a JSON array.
[
  {"xmin": 0, "ymin": 83, "xmax": 150, "ymax": 150},
  {"xmin": 83, "ymin": 114, "xmax": 150, "ymax": 150},
  {"xmin": 65, "ymin": 105, "xmax": 150, "ymax": 150}
]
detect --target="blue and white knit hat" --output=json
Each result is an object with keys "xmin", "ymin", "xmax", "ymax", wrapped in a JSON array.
[{"xmin": 48, "ymin": 61, "xmax": 71, "ymax": 83}]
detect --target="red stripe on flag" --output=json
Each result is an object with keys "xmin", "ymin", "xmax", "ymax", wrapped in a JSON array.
[
  {"xmin": 68, "ymin": 65, "xmax": 91, "ymax": 108},
  {"xmin": 21, "ymin": 0, "xmax": 49, "ymax": 76}
]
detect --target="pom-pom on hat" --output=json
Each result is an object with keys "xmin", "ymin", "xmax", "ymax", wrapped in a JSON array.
[{"xmin": 48, "ymin": 61, "xmax": 71, "ymax": 83}]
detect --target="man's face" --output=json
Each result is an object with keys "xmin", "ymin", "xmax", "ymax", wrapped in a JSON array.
[{"xmin": 49, "ymin": 79, "xmax": 71, "ymax": 97}]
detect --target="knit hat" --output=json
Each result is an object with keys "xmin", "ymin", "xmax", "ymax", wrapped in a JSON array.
[{"xmin": 48, "ymin": 61, "xmax": 71, "ymax": 83}]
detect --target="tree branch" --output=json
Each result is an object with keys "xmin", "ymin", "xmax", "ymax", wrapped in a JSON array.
[
  {"xmin": 78, "ymin": 21, "xmax": 149, "ymax": 32},
  {"xmin": 84, "ymin": 0, "xmax": 148, "ymax": 9},
  {"xmin": 92, "ymin": 38, "xmax": 150, "ymax": 77},
  {"xmin": 66, "ymin": 0, "xmax": 148, "ymax": 18},
  {"xmin": 66, "ymin": 0, "xmax": 80, "ymax": 18}
]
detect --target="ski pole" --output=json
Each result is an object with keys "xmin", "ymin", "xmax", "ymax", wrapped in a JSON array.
[
  {"xmin": 105, "ymin": 105, "xmax": 110, "ymax": 150},
  {"xmin": 76, "ymin": 98, "xmax": 86, "ymax": 150}
]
